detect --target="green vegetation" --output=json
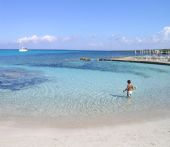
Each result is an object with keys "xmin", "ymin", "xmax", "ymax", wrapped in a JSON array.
[{"xmin": 160, "ymin": 49, "xmax": 170, "ymax": 54}]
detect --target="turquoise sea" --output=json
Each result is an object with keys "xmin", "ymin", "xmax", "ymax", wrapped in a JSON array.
[{"xmin": 0, "ymin": 49, "xmax": 170, "ymax": 122}]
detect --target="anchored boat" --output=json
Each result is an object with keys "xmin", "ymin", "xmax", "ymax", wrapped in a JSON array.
[{"xmin": 19, "ymin": 47, "xmax": 28, "ymax": 52}]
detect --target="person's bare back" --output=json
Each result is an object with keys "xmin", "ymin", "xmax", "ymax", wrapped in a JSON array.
[{"xmin": 123, "ymin": 80, "xmax": 135, "ymax": 97}]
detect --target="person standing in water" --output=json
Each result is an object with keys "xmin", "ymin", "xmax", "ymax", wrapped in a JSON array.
[{"xmin": 123, "ymin": 80, "xmax": 135, "ymax": 97}]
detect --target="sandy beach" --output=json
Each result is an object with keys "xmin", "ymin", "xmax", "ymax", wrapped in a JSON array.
[
  {"xmin": 0, "ymin": 108, "xmax": 170, "ymax": 147},
  {"xmin": 0, "ymin": 118, "xmax": 170, "ymax": 147}
]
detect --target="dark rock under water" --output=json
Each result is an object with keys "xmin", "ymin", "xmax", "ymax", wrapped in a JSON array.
[{"xmin": 0, "ymin": 68, "xmax": 48, "ymax": 91}]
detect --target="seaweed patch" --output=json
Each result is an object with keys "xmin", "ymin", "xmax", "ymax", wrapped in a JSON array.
[{"xmin": 0, "ymin": 68, "xmax": 48, "ymax": 91}]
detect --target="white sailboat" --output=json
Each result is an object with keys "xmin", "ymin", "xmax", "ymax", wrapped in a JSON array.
[{"xmin": 19, "ymin": 47, "xmax": 28, "ymax": 52}]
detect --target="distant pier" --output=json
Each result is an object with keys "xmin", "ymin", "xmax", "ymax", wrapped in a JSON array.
[{"xmin": 98, "ymin": 56, "xmax": 170, "ymax": 66}]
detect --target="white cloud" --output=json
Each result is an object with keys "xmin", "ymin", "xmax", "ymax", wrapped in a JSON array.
[
  {"xmin": 112, "ymin": 26, "xmax": 170, "ymax": 44},
  {"xmin": 160, "ymin": 26, "xmax": 170, "ymax": 41},
  {"xmin": 12, "ymin": 26, "xmax": 170, "ymax": 50},
  {"xmin": 119, "ymin": 36, "xmax": 134, "ymax": 44},
  {"xmin": 62, "ymin": 36, "xmax": 73, "ymax": 42},
  {"xmin": 88, "ymin": 42, "xmax": 103, "ymax": 47},
  {"xmin": 17, "ymin": 35, "xmax": 58, "ymax": 44},
  {"xmin": 135, "ymin": 37, "xmax": 144, "ymax": 43},
  {"xmin": 17, "ymin": 35, "xmax": 76, "ymax": 45},
  {"xmin": 42, "ymin": 35, "xmax": 58, "ymax": 42},
  {"xmin": 163, "ymin": 26, "xmax": 170, "ymax": 34},
  {"xmin": 146, "ymin": 26, "xmax": 170, "ymax": 43}
]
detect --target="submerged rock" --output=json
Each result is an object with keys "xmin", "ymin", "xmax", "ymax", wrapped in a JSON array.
[
  {"xmin": 0, "ymin": 68, "xmax": 48, "ymax": 91},
  {"xmin": 80, "ymin": 57, "xmax": 91, "ymax": 61}
]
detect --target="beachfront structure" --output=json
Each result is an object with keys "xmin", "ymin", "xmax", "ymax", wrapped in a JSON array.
[{"xmin": 136, "ymin": 49, "xmax": 170, "ymax": 56}]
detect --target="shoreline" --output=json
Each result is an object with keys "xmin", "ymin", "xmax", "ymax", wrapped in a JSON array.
[{"xmin": 1, "ymin": 107, "xmax": 170, "ymax": 129}]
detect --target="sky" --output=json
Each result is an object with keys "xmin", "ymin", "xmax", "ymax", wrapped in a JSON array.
[{"xmin": 0, "ymin": 0, "xmax": 170, "ymax": 50}]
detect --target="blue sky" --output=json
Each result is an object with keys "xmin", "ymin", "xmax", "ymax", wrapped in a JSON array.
[{"xmin": 0, "ymin": 0, "xmax": 170, "ymax": 50}]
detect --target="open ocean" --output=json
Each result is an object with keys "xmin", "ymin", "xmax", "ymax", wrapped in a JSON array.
[{"xmin": 0, "ymin": 49, "xmax": 170, "ymax": 121}]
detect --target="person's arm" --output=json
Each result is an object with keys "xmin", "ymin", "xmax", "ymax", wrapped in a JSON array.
[
  {"xmin": 123, "ymin": 86, "xmax": 128, "ymax": 92},
  {"xmin": 132, "ymin": 85, "xmax": 134, "ymax": 90},
  {"xmin": 132, "ymin": 85, "xmax": 136, "ymax": 90}
]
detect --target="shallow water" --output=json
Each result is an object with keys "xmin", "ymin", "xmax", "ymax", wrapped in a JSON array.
[{"xmin": 0, "ymin": 50, "xmax": 170, "ymax": 120}]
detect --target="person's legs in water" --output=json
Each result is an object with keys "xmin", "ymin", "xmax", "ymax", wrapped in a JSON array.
[{"xmin": 127, "ymin": 91, "xmax": 132, "ymax": 97}]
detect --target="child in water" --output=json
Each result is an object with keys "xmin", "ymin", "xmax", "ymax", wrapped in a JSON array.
[{"xmin": 123, "ymin": 80, "xmax": 136, "ymax": 97}]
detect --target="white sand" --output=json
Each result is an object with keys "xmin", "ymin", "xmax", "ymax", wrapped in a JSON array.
[{"xmin": 0, "ymin": 118, "xmax": 170, "ymax": 147}]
